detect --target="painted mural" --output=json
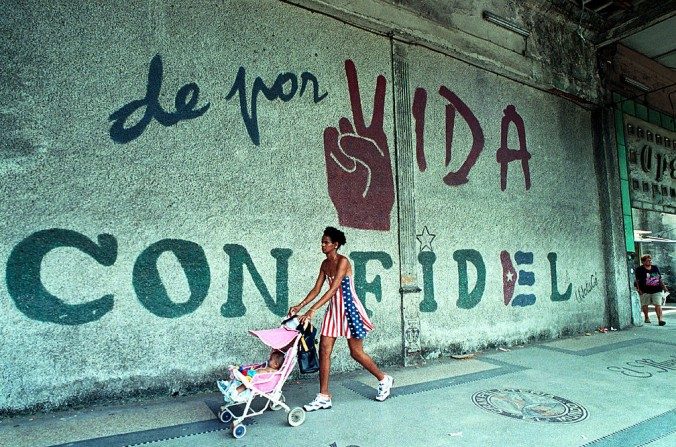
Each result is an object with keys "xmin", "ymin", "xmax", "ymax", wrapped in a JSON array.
[
  {"xmin": 6, "ymin": 227, "xmax": 577, "ymax": 325},
  {"xmin": 1, "ymin": 0, "xmax": 606, "ymax": 413},
  {"xmin": 413, "ymin": 90, "xmax": 531, "ymax": 190},
  {"xmin": 109, "ymin": 54, "xmax": 328, "ymax": 147},
  {"xmin": 323, "ymin": 60, "xmax": 394, "ymax": 231},
  {"xmin": 5, "ymin": 55, "xmax": 574, "ymax": 326},
  {"xmin": 404, "ymin": 41, "xmax": 604, "ymax": 347}
]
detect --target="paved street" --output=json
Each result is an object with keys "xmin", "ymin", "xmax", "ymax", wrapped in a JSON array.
[{"xmin": 2, "ymin": 309, "xmax": 674, "ymax": 447}]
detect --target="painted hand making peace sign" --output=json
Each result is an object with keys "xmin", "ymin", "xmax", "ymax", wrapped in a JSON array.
[{"xmin": 323, "ymin": 60, "xmax": 395, "ymax": 231}]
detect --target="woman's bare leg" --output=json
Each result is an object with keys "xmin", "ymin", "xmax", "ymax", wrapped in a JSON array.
[
  {"xmin": 319, "ymin": 336, "xmax": 336, "ymax": 396},
  {"xmin": 347, "ymin": 338, "xmax": 385, "ymax": 381}
]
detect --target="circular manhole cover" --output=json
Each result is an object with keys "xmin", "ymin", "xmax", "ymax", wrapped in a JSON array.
[{"xmin": 472, "ymin": 389, "xmax": 588, "ymax": 423}]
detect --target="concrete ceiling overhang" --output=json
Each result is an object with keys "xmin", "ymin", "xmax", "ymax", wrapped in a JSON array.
[
  {"xmin": 559, "ymin": 0, "xmax": 676, "ymax": 69},
  {"xmin": 620, "ymin": 15, "xmax": 676, "ymax": 69}
]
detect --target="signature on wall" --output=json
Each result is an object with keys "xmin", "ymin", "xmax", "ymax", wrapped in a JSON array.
[{"xmin": 574, "ymin": 274, "xmax": 598, "ymax": 302}]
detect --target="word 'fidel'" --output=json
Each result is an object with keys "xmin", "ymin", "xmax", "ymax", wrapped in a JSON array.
[
  {"xmin": 108, "ymin": 54, "xmax": 328, "ymax": 146},
  {"xmin": 6, "ymin": 229, "xmax": 571, "ymax": 326}
]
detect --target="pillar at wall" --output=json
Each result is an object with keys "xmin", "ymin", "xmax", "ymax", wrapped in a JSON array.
[
  {"xmin": 593, "ymin": 107, "xmax": 633, "ymax": 328},
  {"xmin": 391, "ymin": 41, "xmax": 423, "ymax": 365}
]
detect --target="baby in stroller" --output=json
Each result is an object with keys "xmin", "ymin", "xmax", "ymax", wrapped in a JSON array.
[
  {"xmin": 215, "ymin": 323, "xmax": 307, "ymax": 439},
  {"xmin": 217, "ymin": 350, "xmax": 285, "ymax": 403}
]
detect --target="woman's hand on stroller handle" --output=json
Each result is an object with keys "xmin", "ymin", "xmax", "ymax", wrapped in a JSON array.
[
  {"xmin": 298, "ymin": 308, "xmax": 316, "ymax": 326},
  {"xmin": 288, "ymin": 304, "xmax": 303, "ymax": 316},
  {"xmin": 286, "ymin": 302, "xmax": 316, "ymax": 328}
]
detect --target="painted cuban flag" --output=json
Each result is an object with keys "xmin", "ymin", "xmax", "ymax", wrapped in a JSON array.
[{"xmin": 501, "ymin": 250, "xmax": 536, "ymax": 307}]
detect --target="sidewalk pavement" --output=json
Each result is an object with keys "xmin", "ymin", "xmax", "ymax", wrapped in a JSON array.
[{"xmin": 2, "ymin": 309, "xmax": 675, "ymax": 447}]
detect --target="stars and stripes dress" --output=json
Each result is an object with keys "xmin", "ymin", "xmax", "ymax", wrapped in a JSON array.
[{"xmin": 320, "ymin": 275, "xmax": 374, "ymax": 339}]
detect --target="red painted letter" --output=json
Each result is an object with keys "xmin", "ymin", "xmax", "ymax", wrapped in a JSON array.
[{"xmin": 496, "ymin": 105, "xmax": 531, "ymax": 191}]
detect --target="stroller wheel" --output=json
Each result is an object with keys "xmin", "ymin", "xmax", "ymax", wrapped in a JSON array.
[
  {"xmin": 270, "ymin": 394, "xmax": 285, "ymax": 411},
  {"xmin": 287, "ymin": 407, "xmax": 306, "ymax": 427},
  {"xmin": 218, "ymin": 409, "xmax": 233, "ymax": 424},
  {"xmin": 232, "ymin": 423, "xmax": 246, "ymax": 439}
]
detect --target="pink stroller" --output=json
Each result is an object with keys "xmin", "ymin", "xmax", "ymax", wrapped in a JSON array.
[{"xmin": 217, "ymin": 324, "xmax": 306, "ymax": 439}]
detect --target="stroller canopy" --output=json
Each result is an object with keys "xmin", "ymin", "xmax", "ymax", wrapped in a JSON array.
[{"xmin": 248, "ymin": 327, "xmax": 299, "ymax": 350}]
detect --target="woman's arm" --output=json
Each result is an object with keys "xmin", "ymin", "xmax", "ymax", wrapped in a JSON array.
[
  {"xmin": 298, "ymin": 257, "xmax": 349, "ymax": 325},
  {"xmin": 289, "ymin": 268, "xmax": 326, "ymax": 315}
]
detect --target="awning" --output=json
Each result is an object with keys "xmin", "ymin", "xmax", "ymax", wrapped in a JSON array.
[{"xmin": 634, "ymin": 229, "xmax": 676, "ymax": 244}]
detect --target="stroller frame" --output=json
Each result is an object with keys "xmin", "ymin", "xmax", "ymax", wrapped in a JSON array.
[{"xmin": 217, "ymin": 328, "xmax": 306, "ymax": 439}]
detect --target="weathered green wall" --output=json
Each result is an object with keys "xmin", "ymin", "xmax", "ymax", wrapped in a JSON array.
[{"xmin": 1, "ymin": 0, "xmax": 608, "ymax": 412}]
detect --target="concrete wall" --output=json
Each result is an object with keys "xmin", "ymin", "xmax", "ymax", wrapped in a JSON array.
[
  {"xmin": 292, "ymin": 0, "xmax": 600, "ymax": 104},
  {"xmin": 401, "ymin": 43, "xmax": 605, "ymax": 353},
  {"xmin": 624, "ymin": 116, "xmax": 676, "ymax": 214},
  {"xmin": 1, "ymin": 0, "xmax": 607, "ymax": 413},
  {"xmin": 379, "ymin": 0, "xmax": 599, "ymax": 101}
]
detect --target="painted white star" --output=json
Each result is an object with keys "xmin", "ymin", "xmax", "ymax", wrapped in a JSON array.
[
  {"xmin": 506, "ymin": 271, "xmax": 514, "ymax": 282},
  {"xmin": 416, "ymin": 226, "xmax": 436, "ymax": 253}
]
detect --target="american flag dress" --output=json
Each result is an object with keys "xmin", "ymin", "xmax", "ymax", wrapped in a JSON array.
[{"xmin": 320, "ymin": 275, "xmax": 374, "ymax": 339}]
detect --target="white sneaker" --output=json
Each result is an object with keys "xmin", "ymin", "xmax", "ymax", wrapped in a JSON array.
[
  {"xmin": 304, "ymin": 393, "xmax": 332, "ymax": 411},
  {"xmin": 376, "ymin": 375, "xmax": 394, "ymax": 401}
]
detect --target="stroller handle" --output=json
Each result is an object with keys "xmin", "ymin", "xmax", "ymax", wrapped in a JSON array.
[
  {"xmin": 282, "ymin": 315, "xmax": 313, "ymax": 332},
  {"xmin": 281, "ymin": 315, "xmax": 297, "ymax": 326}
]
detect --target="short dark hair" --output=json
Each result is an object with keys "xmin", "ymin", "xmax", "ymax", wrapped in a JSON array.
[
  {"xmin": 641, "ymin": 254, "xmax": 652, "ymax": 262},
  {"xmin": 269, "ymin": 350, "xmax": 285, "ymax": 366},
  {"xmin": 323, "ymin": 226, "xmax": 346, "ymax": 248}
]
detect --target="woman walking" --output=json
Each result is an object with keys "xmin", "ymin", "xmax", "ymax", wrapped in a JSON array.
[{"xmin": 289, "ymin": 227, "xmax": 393, "ymax": 410}]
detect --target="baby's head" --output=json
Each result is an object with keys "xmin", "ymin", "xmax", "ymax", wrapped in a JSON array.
[{"xmin": 268, "ymin": 350, "xmax": 285, "ymax": 369}]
